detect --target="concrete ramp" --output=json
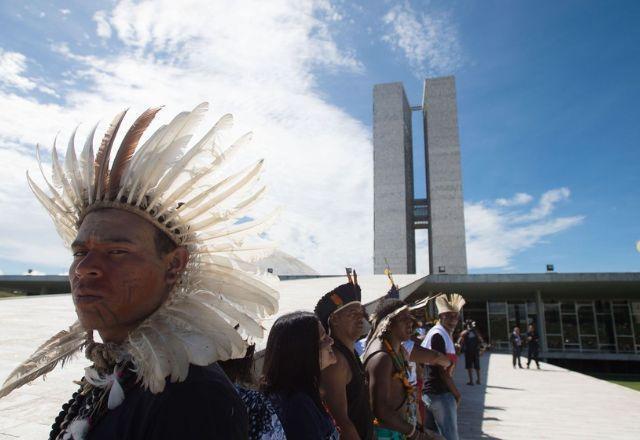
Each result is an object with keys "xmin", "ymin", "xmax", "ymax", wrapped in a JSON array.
[{"xmin": 454, "ymin": 353, "xmax": 639, "ymax": 439}]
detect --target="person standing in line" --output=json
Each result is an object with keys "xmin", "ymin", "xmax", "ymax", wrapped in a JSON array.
[
  {"xmin": 422, "ymin": 294, "xmax": 465, "ymax": 440},
  {"xmin": 457, "ymin": 320, "xmax": 484, "ymax": 385},
  {"xmin": 315, "ymin": 270, "xmax": 374, "ymax": 440},
  {"xmin": 261, "ymin": 311, "xmax": 340, "ymax": 440},
  {"xmin": 510, "ymin": 326, "xmax": 524, "ymax": 369},
  {"xmin": 364, "ymin": 298, "xmax": 451, "ymax": 440},
  {"xmin": 526, "ymin": 323, "xmax": 541, "ymax": 369}
]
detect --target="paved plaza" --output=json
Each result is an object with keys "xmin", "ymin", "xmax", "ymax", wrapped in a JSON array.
[
  {"xmin": 454, "ymin": 353, "xmax": 640, "ymax": 439},
  {"xmin": 1, "ymin": 293, "xmax": 639, "ymax": 439}
]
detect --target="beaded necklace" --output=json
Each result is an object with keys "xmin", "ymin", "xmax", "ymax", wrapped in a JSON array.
[
  {"xmin": 382, "ymin": 338, "xmax": 414, "ymax": 396},
  {"xmin": 49, "ymin": 363, "xmax": 137, "ymax": 440}
]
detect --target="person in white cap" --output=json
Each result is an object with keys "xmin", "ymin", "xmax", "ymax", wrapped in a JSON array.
[{"xmin": 421, "ymin": 293, "xmax": 465, "ymax": 440}]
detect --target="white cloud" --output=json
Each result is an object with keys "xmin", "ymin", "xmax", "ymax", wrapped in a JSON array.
[
  {"xmin": 0, "ymin": 49, "xmax": 37, "ymax": 91},
  {"xmin": 495, "ymin": 192, "xmax": 533, "ymax": 207},
  {"xmin": 93, "ymin": 10, "xmax": 112, "ymax": 39},
  {"xmin": 0, "ymin": 48, "xmax": 60, "ymax": 97},
  {"xmin": 464, "ymin": 188, "xmax": 584, "ymax": 269},
  {"xmin": 381, "ymin": 2, "xmax": 461, "ymax": 77},
  {"xmin": 60, "ymin": 9, "xmax": 71, "ymax": 16},
  {"xmin": 515, "ymin": 187, "xmax": 571, "ymax": 222},
  {"xmin": 0, "ymin": 0, "xmax": 368, "ymax": 275}
]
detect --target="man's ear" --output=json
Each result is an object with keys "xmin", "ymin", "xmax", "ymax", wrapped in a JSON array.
[{"xmin": 165, "ymin": 246, "xmax": 189, "ymax": 284}]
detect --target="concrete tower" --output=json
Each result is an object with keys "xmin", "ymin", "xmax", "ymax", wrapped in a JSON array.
[
  {"xmin": 373, "ymin": 83, "xmax": 416, "ymax": 275},
  {"xmin": 373, "ymin": 76, "xmax": 468, "ymax": 275}
]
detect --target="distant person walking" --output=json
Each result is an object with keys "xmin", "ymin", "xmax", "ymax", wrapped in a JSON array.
[
  {"xmin": 457, "ymin": 320, "xmax": 484, "ymax": 385},
  {"xmin": 526, "ymin": 323, "xmax": 541, "ymax": 369},
  {"xmin": 510, "ymin": 326, "xmax": 524, "ymax": 369}
]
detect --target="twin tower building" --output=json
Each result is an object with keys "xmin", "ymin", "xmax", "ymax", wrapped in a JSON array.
[{"xmin": 373, "ymin": 77, "xmax": 468, "ymax": 275}]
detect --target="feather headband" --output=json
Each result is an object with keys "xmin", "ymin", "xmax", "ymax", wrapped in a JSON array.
[
  {"xmin": 435, "ymin": 293, "xmax": 465, "ymax": 315},
  {"xmin": 1, "ymin": 103, "xmax": 280, "ymax": 397}
]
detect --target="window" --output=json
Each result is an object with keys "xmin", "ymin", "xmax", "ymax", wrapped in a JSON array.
[
  {"xmin": 488, "ymin": 302, "xmax": 506, "ymax": 314},
  {"xmin": 561, "ymin": 302, "xmax": 576, "ymax": 314},
  {"xmin": 578, "ymin": 304, "xmax": 596, "ymax": 335},
  {"xmin": 545, "ymin": 303, "xmax": 561, "ymax": 334},
  {"xmin": 580, "ymin": 336, "xmax": 598, "ymax": 351},
  {"xmin": 597, "ymin": 314, "xmax": 615, "ymax": 346},
  {"xmin": 631, "ymin": 302, "xmax": 640, "ymax": 347},
  {"xmin": 488, "ymin": 314, "xmax": 508, "ymax": 347},
  {"xmin": 594, "ymin": 301, "xmax": 611, "ymax": 314},
  {"xmin": 562, "ymin": 314, "xmax": 579, "ymax": 344},
  {"xmin": 617, "ymin": 337, "xmax": 635, "ymax": 353},
  {"xmin": 547, "ymin": 335, "xmax": 563, "ymax": 351},
  {"xmin": 613, "ymin": 303, "xmax": 633, "ymax": 336}
]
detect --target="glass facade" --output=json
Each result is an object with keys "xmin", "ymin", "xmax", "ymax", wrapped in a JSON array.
[{"xmin": 466, "ymin": 299, "xmax": 639, "ymax": 356}]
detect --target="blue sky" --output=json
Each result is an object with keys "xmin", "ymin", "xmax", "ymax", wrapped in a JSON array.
[{"xmin": 0, "ymin": 0, "xmax": 638, "ymax": 275}]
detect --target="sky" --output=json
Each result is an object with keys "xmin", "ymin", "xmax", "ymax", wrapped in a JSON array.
[{"xmin": 0, "ymin": 0, "xmax": 638, "ymax": 276}]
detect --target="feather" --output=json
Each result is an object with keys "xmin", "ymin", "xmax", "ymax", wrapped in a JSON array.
[
  {"xmin": 94, "ymin": 110, "xmax": 128, "ymax": 201},
  {"xmin": 190, "ymin": 208, "xmax": 279, "ymax": 242},
  {"xmin": 145, "ymin": 113, "xmax": 233, "ymax": 212},
  {"xmin": 26, "ymin": 172, "xmax": 76, "ymax": 228},
  {"xmin": 80, "ymin": 124, "xmax": 97, "ymax": 204},
  {"xmin": 129, "ymin": 329, "xmax": 171, "ymax": 393},
  {"xmin": 181, "ymin": 184, "xmax": 265, "ymax": 230},
  {"xmin": 51, "ymin": 144, "xmax": 78, "ymax": 208},
  {"xmin": 134, "ymin": 103, "xmax": 208, "ymax": 207},
  {"xmin": 64, "ymin": 127, "xmax": 83, "ymax": 203},
  {"xmin": 108, "ymin": 107, "xmax": 162, "ymax": 200},
  {"xmin": 163, "ymin": 159, "xmax": 263, "ymax": 224},
  {"xmin": 0, "ymin": 321, "xmax": 86, "ymax": 398},
  {"xmin": 166, "ymin": 299, "xmax": 246, "ymax": 358},
  {"xmin": 192, "ymin": 290, "xmax": 263, "ymax": 337},
  {"xmin": 157, "ymin": 131, "xmax": 252, "ymax": 214},
  {"xmin": 35, "ymin": 145, "xmax": 73, "ymax": 212},
  {"xmin": 195, "ymin": 240, "xmax": 273, "ymax": 262},
  {"xmin": 193, "ymin": 267, "xmax": 279, "ymax": 314},
  {"xmin": 121, "ymin": 124, "xmax": 168, "ymax": 203}
]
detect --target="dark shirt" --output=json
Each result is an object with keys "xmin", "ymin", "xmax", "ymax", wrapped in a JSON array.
[
  {"xmin": 269, "ymin": 392, "xmax": 339, "ymax": 440},
  {"xmin": 462, "ymin": 329, "xmax": 480, "ymax": 354},
  {"xmin": 424, "ymin": 333, "xmax": 449, "ymax": 395},
  {"xmin": 510, "ymin": 332, "xmax": 523, "ymax": 349},
  {"xmin": 88, "ymin": 363, "xmax": 248, "ymax": 439},
  {"xmin": 526, "ymin": 330, "xmax": 539, "ymax": 348},
  {"xmin": 332, "ymin": 339, "xmax": 374, "ymax": 440}
]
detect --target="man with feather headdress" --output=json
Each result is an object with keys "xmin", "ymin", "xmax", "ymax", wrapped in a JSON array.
[
  {"xmin": 421, "ymin": 293, "xmax": 465, "ymax": 440},
  {"xmin": 0, "ymin": 103, "xmax": 279, "ymax": 440}
]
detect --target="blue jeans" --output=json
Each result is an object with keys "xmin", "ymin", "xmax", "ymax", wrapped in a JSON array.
[{"xmin": 425, "ymin": 392, "xmax": 458, "ymax": 440}]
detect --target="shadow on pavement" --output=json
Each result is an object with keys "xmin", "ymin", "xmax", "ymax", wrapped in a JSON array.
[{"xmin": 455, "ymin": 352, "xmax": 505, "ymax": 440}]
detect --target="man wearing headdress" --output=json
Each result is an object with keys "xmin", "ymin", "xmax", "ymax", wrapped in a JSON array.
[
  {"xmin": 316, "ymin": 269, "xmax": 373, "ymax": 440},
  {"xmin": 0, "ymin": 104, "xmax": 279, "ymax": 439},
  {"xmin": 363, "ymin": 298, "xmax": 451, "ymax": 440},
  {"xmin": 422, "ymin": 294, "xmax": 465, "ymax": 440}
]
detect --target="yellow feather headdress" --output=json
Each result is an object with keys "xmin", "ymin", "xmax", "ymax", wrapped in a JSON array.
[{"xmin": 1, "ymin": 103, "xmax": 279, "ymax": 397}]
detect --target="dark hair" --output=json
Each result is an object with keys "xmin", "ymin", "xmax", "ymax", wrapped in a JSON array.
[
  {"xmin": 260, "ymin": 311, "xmax": 323, "ymax": 410},
  {"xmin": 154, "ymin": 228, "xmax": 177, "ymax": 256},
  {"xmin": 374, "ymin": 298, "xmax": 406, "ymax": 323},
  {"xmin": 219, "ymin": 344, "xmax": 256, "ymax": 384}
]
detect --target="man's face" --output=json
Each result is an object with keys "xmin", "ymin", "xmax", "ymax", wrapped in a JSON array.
[
  {"xmin": 440, "ymin": 311, "xmax": 459, "ymax": 332},
  {"xmin": 331, "ymin": 302, "xmax": 366, "ymax": 340},
  {"xmin": 390, "ymin": 308, "xmax": 415, "ymax": 342},
  {"xmin": 69, "ymin": 209, "xmax": 183, "ymax": 341}
]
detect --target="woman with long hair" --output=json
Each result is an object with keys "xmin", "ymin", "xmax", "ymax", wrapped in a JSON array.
[{"xmin": 261, "ymin": 311, "xmax": 339, "ymax": 439}]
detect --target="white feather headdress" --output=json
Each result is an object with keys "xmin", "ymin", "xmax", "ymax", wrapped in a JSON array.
[{"xmin": 0, "ymin": 103, "xmax": 279, "ymax": 397}]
